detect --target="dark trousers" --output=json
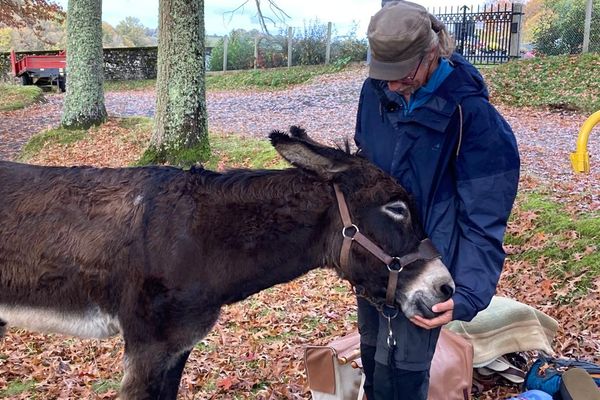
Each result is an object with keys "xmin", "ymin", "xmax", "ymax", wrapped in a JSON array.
[{"xmin": 361, "ymin": 343, "xmax": 430, "ymax": 400}]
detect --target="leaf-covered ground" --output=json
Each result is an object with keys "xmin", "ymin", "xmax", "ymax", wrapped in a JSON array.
[{"xmin": 0, "ymin": 62, "xmax": 599, "ymax": 399}]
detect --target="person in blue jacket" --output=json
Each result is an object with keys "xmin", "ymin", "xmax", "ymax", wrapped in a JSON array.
[{"xmin": 355, "ymin": 1, "xmax": 520, "ymax": 399}]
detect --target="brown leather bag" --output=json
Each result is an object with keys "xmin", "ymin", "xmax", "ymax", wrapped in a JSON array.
[
  {"xmin": 429, "ymin": 328, "xmax": 474, "ymax": 400},
  {"xmin": 304, "ymin": 328, "xmax": 473, "ymax": 400},
  {"xmin": 304, "ymin": 331, "xmax": 364, "ymax": 400}
]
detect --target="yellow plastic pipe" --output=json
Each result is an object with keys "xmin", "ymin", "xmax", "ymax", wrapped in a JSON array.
[{"xmin": 570, "ymin": 110, "xmax": 600, "ymax": 173}]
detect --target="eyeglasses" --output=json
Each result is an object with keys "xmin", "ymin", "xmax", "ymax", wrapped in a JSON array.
[{"xmin": 397, "ymin": 55, "xmax": 425, "ymax": 82}]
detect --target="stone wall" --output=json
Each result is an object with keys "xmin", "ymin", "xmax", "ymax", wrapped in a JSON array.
[
  {"xmin": 103, "ymin": 46, "xmax": 157, "ymax": 81},
  {"xmin": 1, "ymin": 46, "xmax": 159, "ymax": 82}
]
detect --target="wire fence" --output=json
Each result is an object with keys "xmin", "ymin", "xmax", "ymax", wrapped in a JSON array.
[
  {"xmin": 207, "ymin": 22, "xmax": 368, "ymax": 72},
  {"xmin": 523, "ymin": 0, "xmax": 599, "ymax": 56},
  {"xmin": 207, "ymin": 0, "xmax": 599, "ymax": 72}
]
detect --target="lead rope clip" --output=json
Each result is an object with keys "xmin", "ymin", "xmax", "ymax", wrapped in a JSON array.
[{"xmin": 386, "ymin": 314, "xmax": 396, "ymax": 348}]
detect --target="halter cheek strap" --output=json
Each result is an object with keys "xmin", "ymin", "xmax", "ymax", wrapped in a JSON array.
[{"xmin": 333, "ymin": 184, "xmax": 441, "ymax": 313}]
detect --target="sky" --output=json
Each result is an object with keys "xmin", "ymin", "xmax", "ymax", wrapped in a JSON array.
[{"xmin": 54, "ymin": 0, "xmax": 463, "ymax": 38}]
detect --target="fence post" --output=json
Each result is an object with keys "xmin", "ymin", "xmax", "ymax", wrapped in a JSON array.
[
  {"xmin": 583, "ymin": 0, "xmax": 593, "ymax": 53},
  {"xmin": 222, "ymin": 35, "xmax": 228, "ymax": 72},
  {"xmin": 254, "ymin": 36, "xmax": 258, "ymax": 69},
  {"xmin": 287, "ymin": 27, "xmax": 293, "ymax": 68},
  {"xmin": 325, "ymin": 21, "xmax": 332, "ymax": 64},
  {"xmin": 510, "ymin": 3, "xmax": 524, "ymax": 59},
  {"xmin": 459, "ymin": 5, "xmax": 469, "ymax": 55}
]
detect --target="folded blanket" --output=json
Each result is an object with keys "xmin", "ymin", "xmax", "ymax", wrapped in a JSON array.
[{"xmin": 446, "ymin": 296, "xmax": 558, "ymax": 367}]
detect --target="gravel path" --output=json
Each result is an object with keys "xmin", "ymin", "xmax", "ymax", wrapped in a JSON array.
[{"xmin": 1, "ymin": 66, "xmax": 598, "ymax": 210}]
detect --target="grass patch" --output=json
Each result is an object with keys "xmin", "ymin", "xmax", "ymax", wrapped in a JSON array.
[
  {"xmin": 137, "ymin": 140, "xmax": 211, "ymax": 168},
  {"xmin": 0, "ymin": 380, "xmax": 36, "ymax": 398},
  {"xmin": 204, "ymin": 133, "xmax": 288, "ymax": 170},
  {"xmin": 116, "ymin": 117, "xmax": 153, "ymax": 149},
  {"xmin": 20, "ymin": 114, "xmax": 286, "ymax": 171},
  {"xmin": 17, "ymin": 127, "xmax": 87, "ymax": 162},
  {"xmin": 104, "ymin": 79, "xmax": 155, "ymax": 92},
  {"xmin": 206, "ymin": 63, "xmax": 350, "ymax": 91},
  {"xmin": 483, "ymin": 53, "xmax": 600, "ymax": 113},
  {"xmin": 0, "ymin": 84, "xmax": 44, "ymax": 111},
  {"xmin": 506, "ymin": 191, "xmax": 599, "ymax": 295},
  {"xmin": 91, "ymin": 379, "xmax": 121, "ymax": 394},
  {"xmin": 195, "ymin": 341, "xmax": 217, "ymax": 352}
]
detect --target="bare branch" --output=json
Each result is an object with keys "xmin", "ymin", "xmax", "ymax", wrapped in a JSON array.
[
  {"xmin": 223, "ymin": 0, "xmax": 290, "ymax": 36},
  {"xmin": 267, "ymin": 0, "xmax": 291, "ymax": 20},
  {"xmin": 223, "ymin": 0, "xmax": 250, "ymax": 27}
]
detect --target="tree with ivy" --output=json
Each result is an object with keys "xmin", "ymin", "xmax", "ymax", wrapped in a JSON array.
[
  {"xmin": 146, "ymin": 0, "xmax": 290, "ymax": 166},
  {"xmin": 146, "ymin": 0, "xmax": 209, "ymax": 166},
  {"xmin": 61, "ymin": 0, "xmax": 107, "ymax": 129}
]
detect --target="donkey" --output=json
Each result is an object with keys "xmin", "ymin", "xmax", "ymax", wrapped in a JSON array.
[{"xmin": 0, "ymin": 127, "xmax": 454, "ymax": 399}]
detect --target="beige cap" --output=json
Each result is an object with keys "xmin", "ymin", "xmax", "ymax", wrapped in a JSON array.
[{"xmin": 368, "ymin": 1, "xmax": 436, "ymax": 81}]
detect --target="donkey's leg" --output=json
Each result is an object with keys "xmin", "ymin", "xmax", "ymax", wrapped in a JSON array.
[
  {"xmin": 120, "ymin": 344, "xmax": 192, "ymax": 400},
  {"xmin": 160, "ymin": 350, "xmax": 192, "ymax": 399},
  {"xmin": 0, "ymin": 319, "xmax": 6, "ymax": 337}
]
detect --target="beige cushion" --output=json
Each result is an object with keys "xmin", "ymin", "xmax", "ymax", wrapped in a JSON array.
[{"xmin": 446, "ymin": 296, "xmax": 558, "ymax": 367}]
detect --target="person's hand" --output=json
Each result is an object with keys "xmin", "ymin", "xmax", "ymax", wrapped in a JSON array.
[{"xmin": 410, "ymin": 298, "xmax": 454, "ymax": 330}]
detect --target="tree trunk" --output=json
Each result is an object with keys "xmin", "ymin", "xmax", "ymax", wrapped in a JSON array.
[
  {"xmin": 61, "ymin": 0, "xmax": 107, "ymax": 129},
  {"xmin": 151, "ymin": 0, "xmax": 209, "ymax": 166}
]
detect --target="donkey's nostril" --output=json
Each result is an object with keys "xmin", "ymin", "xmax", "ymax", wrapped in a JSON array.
[{"xmin": 440, "ymin": 283, "xmax": 454, "ymax": 299}]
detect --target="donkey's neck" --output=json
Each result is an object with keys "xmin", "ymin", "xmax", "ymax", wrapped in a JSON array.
[
  {"xmin": 219, "ymin": 247, "xmax": 327, "ymax": 306},
  {"xmin": 216, "ymin": 209, "xmax": 337, "ymax": 306},
  {"xmin": 199, "ymin": 171, "xmax": 339, "ymax": 306}
]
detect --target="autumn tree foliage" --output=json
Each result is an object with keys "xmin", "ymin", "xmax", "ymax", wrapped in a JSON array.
[{"xmin": 0, "ymin": 0, "xmax": 65, "ymax": 33}]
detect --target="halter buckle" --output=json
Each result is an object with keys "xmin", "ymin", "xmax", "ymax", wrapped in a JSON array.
[
  {"xmin": 341, "ymin": 224, "xmax": 359, "ymax": 239},
  {"xmin": 387, "ymin": 257, "xmax": 403, "ymax": 273}
]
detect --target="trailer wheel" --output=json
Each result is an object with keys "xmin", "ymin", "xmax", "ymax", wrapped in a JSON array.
[
  {"xmin": 58, "ymin": 76, "xmax": 66, "ymax": 92},
  {"xmin": 21, "ymin": 73, "xmax": 32, "ymax": 86}
]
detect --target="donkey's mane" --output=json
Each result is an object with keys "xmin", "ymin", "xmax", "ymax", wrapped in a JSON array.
[{"xmin": 192, "ymin": 166, "xmax": 326, "ymax": 204}]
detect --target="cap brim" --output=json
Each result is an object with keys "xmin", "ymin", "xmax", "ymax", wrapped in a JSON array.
[{"xmin": 368, "ymin": 51, "xmax": 422, "ymax": 81}]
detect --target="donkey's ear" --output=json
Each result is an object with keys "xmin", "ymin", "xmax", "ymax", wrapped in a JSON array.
[{"xmin": 269, "ymin": 129, "xmax": 351, "ymax": 180}]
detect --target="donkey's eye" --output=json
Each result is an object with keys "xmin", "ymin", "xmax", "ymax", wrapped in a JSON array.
[{"xmin": 382, "ymin": 201, "xmax": 409, "ymax": 221}]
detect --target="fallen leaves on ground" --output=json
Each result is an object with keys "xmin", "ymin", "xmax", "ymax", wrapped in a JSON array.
[{"xmin": 1, "ymin": 67, "xmax": 599, "ymax": 398}]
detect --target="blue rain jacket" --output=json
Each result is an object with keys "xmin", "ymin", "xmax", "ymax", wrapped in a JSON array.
[{"xmin": 355, "ymin": 53, "xmax": 520, "ymax": 322}]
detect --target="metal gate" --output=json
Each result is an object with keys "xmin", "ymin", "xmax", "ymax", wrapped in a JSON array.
[{"xmin": 430, "ymin": 3, "xmax": 523, "ymax": 64}]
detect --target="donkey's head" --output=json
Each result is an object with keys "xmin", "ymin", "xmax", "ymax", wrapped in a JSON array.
[{"xmin": 270, "ymin": 127, "xmax": 454, "ymax": 319}]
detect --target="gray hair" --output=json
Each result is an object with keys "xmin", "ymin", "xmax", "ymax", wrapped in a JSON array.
[{"xmin": 428, "ymin": 13, "xmax": 455, "ymax": 58}]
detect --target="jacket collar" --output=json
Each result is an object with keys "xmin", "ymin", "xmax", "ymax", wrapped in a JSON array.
[{"xmin": 373, "ymin": 53, "xmax": 487, "ymax": 133}]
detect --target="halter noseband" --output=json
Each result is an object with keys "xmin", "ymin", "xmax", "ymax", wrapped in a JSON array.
[{"xmin": 333, "ymin": 184, "xmax": 441, "ymax": 315}]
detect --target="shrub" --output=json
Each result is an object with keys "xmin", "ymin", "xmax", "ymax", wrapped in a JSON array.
[
  {"xmin": 209, "ymin": 29, "xmax": 255, "ymax": 71},
  {"xmin": 256, "ymin": 34, "xmax": 287, "ymax": 68},
  {"xmin": 533, "ymin": 0, "xmax": 600, "ymax": 55},
  {"xmin": 330, "ymin": 22, "xmax": 368, "ymax": 63},
  {"xmin": 292, "ymin": 19, "xmax": 328, "ymax": 66}
]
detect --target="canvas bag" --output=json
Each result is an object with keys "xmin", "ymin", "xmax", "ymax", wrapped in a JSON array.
[
  {"xmin": 523, "ymin": 355, "xmax": 600, "ymax": 396},
  {"xmin": 304, "ymin": 328, "xmax": 474, "ymax": 400}
]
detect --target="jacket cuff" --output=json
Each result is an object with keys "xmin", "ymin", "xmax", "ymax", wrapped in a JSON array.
[{"xmin": 452, "ymin": 291, "xmax": 478, "ymax": 322}]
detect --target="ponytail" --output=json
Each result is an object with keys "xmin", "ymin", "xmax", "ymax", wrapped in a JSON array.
[{"xmin": 428, "ymin": 13, "xmax": 455, "ymax": 57}]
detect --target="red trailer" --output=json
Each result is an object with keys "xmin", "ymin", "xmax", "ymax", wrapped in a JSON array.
[{"xmin": 10, "ymin": 49, "xmax": 67, "ymax": 92}]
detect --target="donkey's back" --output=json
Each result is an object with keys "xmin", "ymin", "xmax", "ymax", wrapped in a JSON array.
[{"xmin": 0, "ymin": 161, "xmax": 195, "ymax": 338}]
